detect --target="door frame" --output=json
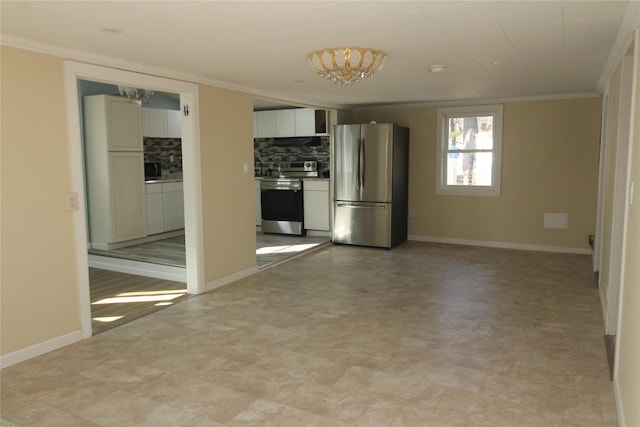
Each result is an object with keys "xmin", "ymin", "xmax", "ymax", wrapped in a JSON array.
[
  {"xmin": 606, "ymin": 51, "xmax": 635, "ymax": 335},
  {"xmin": 64, "ymin": 61, "xmax": 204, "ymax": 339}
]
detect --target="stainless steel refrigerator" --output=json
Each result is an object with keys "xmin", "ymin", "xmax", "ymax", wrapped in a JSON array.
[{"xmin": 333, "ymin": 123, "xmax": 409, "ymax": 248}]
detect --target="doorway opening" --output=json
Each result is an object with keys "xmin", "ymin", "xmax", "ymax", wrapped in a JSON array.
[
  {"xmin": 78, "ymin": 80, "xmax": 189, "ymax": 333},
  {"xmin": 252, "ymin": 97, "xmax": 333, "ymax": 268},
  {"xmin": 65, "ymin": 61, "xmax": 203, "ymax": 339}
]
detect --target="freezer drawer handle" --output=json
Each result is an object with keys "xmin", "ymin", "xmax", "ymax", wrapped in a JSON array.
[{"xmin": 336, "ymin": 203, "xmax": 386, "ymax": 209}]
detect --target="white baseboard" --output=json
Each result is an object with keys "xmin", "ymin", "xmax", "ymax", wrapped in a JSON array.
[
  {"xmin": 88, "ymin": 255, "xmax": 187, "ymax": 282},
  {"xmin": 204, "ymin": 266, "xmax": 259, "ymax": 293},
  {"xmin": 0, "ymin": 330, "xmax": 82, "ymax": 369},
  {"xmin": 408, "ymin": 235, "xmax": 592, "ymax": 255},
  {"xmin": 614, "ymin": 376, "xmax": 626, "ymax": 427},
  {"xmin": 306, "ymin": 230, "xmax": 331, "ymax": 237},
  {"xmin": 600, "ymin": 282, "xmax": 609, "ymax": 332}
]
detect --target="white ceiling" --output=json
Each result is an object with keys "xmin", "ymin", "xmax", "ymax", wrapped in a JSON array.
[{"xmin": 0, "ymin": 1, "xmax": 633, "ymax": 109}]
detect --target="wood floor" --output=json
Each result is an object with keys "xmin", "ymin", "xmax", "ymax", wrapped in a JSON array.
[
  {"xmin": 89, "ymin": 268, "xmax": 189, "ymax": 334},
  {"xmin": 88, "ymin": 233, "xmax": 331, "ymax": 268},
  {"xmin": 88, "ymin": 235, "xmax": 186, "ymax": 267}
]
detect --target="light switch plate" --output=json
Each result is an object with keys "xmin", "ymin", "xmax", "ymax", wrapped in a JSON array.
[{"xmin": 67, "ymin": 192, "xmax": 79, "ymax": 211}]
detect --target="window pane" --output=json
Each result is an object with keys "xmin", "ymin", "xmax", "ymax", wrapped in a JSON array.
[
  {"xmin": 446, "ymin": 152, "xmax": 493, "ymax": 186},
  {"xmin": 447, "ymin": 116, "xmax": 493, "ymax": 151}
]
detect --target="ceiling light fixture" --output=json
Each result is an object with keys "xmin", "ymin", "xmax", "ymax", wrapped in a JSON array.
[
  {"xmin": 117, "ymin": 86, "xmax": 155, "ymax": 104},
  {"xmin": 428, "ymin": 64, "xmax": 448, "ymax": 73},
  {"xmin": 306, "ymin": 47, "xmax": 387, "ymax": 87}
]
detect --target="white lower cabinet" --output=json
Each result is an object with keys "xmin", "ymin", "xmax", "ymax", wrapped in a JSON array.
[
  {"xmin": 303, "ymin": 180, "xmax": 330, "ymax": 231},
  {"xmin": 146, "ymin": 181, "xmax": 184, "ymax": 234},
  {"xmin": 163, "ymin": 182, "xmax": 185, "ymax": 231},
  {"xmin": 146, "ymin": 183, "xmax": 164, "ymax": 235}
]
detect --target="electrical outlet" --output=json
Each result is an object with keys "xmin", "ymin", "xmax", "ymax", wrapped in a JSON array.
[
  {"xmin": 67, "ymin": 192, "xmax": 79, "ymax": 211},
  {"xmin": 409, "ymin": 209, "xmax": 416, "ymax": 218}
]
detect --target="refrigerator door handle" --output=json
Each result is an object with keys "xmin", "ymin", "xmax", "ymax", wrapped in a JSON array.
[
  {"xmin": 361, "ymin": 138, "xmax": 366, "ymax": 190},
  {"xmin": 356, "ymin": 138, "xmax": 362, "ymax": 191},
  {"xmin": 358, "ymin": 137, "xmax": 365, "ymax": 196}
]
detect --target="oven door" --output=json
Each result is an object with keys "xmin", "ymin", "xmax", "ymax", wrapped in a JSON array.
[{"xmin": 260, "ymin": 183, "xmax": 304, "ymax": 235}]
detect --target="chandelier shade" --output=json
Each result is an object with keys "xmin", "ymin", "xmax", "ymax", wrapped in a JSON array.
[
  {"xmin": 118, "ymin": 86, "xmax": 155, "ymax": 104},
  {"xmin": 306, "ymin": 47, "xmax": 387, "ymax": 87}
]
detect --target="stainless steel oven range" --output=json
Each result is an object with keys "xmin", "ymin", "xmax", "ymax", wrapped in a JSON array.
[{"xmin": 260, "ymin": 161, "xmax": 317, "ymax": 236}]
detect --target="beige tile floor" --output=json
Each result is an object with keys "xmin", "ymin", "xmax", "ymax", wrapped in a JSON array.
[{"xmin": 1, "ymin": 242, "xmax": 616, "ymax": 426}]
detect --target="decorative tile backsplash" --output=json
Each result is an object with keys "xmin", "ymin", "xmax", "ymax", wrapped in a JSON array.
[
  {"xmin": 144, "ymin": 137, "xmax": 183, "ymax": 179},
  {"xmin": 143, "ymin": 135, "xmax": 330, "ymax": 180},
  {"xmin": 254, "ymin": 136, "xmax": 330, "ymax": 177}
]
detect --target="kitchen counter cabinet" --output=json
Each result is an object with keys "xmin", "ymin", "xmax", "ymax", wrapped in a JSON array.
[
  {"xmin": 303, "ymin": 179, "xmax": 330, "ymax": 231},
  {"xmin": 146, "ymin": 183, "xmax": 164, "ymax": 235},
  {"xmin": 146, "ymin": 181, "xmax": 184, "ymax": 234},
  {"xmin": 163, "ymin": 181, "xmax": 185, "ymax": 231}
]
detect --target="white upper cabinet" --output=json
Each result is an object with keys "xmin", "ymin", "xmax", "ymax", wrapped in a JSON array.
[
  {"xmin": 254, "ymin": 108, "xmax": 328, "ymax": 138},
  {"xmin": 142, "ymin": 108, "xmax": 182, "ymax": 138},
  {"xmin": 275, "ymin": 109, "xmax": 295, "ymax": 137},
  {"xmin": 83, "ymin": 95, "xmax": 147, "ymax": 246},
  {"xmin": 255, "ymin": 110, "xmax": 276, "ymax": 138},
  {"xmin": 166, "ymin": 110, "xmax": 181, "ymax": 138},
  {"xmin": 101, "ymin": 96, "xmax": 142, "ymax": 151},
  {"xmin": 294, "ymin": 108, "xmax": 316, "ymax": 136}
]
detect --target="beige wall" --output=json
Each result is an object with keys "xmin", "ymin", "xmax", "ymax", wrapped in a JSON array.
[
  {"xmin": 615, "ymin": 35, "xmax": 640, "ymax": 427},
  {"xmin": 353, "ymin": 98, "xmax": 602, "ymax": 249},
  {"xmin": 198, "ymin": 85, "xmax": 256, "ymax": 282},
  {"xmin": 0, "ymin": 47, "xmax": 258, "ymax": 356},
  {"xmin": 599, "ymin": 63, "xmax": 623, "ymax": 308},
  {"xmin": 1, "ymin": 46, "xmax": 81, "ymax": 354}
]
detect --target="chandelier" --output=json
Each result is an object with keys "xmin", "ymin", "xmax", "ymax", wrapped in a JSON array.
[
  {"xmin": 117, "ymin": 86, "xmax": 155, "ymax": 104},
  {"xmin": 306, "ymin": 47, "xmax": 387, "ymax": 87}
]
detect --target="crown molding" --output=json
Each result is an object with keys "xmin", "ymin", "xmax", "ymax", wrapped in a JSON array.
[
  {"xmin": 354, "ymin": 92, "xmax": 601, "ymax": 111},
  {"xmin": 597, "ymin": 0, "xmax": 640, "ymax": 91},
  {"xmin": 0, "ymin": 35, "xmax": 342, "ymax": 110}
]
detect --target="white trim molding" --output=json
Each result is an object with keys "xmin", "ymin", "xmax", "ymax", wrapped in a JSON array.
[
  {"xmin": 597, "ymin": 1, "xmax": 640, "ymax": 92},
  {"xmin": 614, "ymin": 377, "xmax": 627, "ymax": 427},
  {"xmin": 357, "ymin": 92, "xmax": 601, "ymax": 111},
  {"xmin": 205, "ymin": 267, "xmax": 260, "ymax": 293},
  {"xmin": 435, "ymin": 104, "xmax": 503, "ymax": 197},
  {"xmin": 2, "ymin": 35, "xmax": 341, "ymax": 111},
  {"xmin": 0, "ymin": 330, "xmax": 83, "ymax": 369},
  {"xmin": 408, "ymin": 235, "xmax": 592, "ymax": 255}
]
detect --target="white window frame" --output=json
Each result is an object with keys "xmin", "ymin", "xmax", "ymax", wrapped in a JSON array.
[{"xmin": 436, "ymin": 104, "xmax": 503, "ymax": 197}]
